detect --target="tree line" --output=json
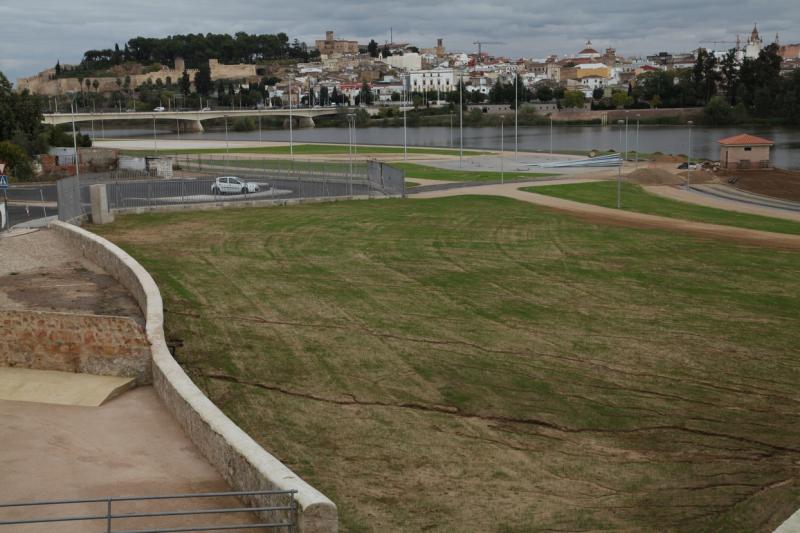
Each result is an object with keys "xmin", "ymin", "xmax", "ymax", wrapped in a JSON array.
[{"xmin": 58, "ymin": 32, "xmax": 318, "ymax": 77}]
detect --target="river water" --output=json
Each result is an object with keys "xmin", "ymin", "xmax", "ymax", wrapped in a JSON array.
[{"xmin": 94, "ymin": 124, "xmax": 800, "ymax": 169}]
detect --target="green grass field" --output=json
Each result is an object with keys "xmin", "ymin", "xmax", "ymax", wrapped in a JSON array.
[
  {"xmin": 393, "ymin": 162, "xmax": 555, "ymax": 182},
  {"xmin": 121, "ymin": 143, "xmax": 485, "ymax": 157},
  {"xmin": 94, "ymin": 197, "xmax": 800, "ymax": 532},
  {"xmin": 526, "ymin": 181, "xmax": 800, "ymax": 235}
]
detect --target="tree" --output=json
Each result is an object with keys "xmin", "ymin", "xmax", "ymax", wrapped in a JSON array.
[
  {"xmin": 92, "ymin": 79, "xmax": 99, "ymax": 92},
  {"xmin": 592, "ymin": 87, "xmax": 605, "ymax": 100},
  {"xmin": 536, "ymin": 85, "xmax": 553, "ymax": 102},
  {"xmin": 704, "ymin": 95, "xmax": 735, "ymax": 125},
  {"xmin": 0, "ymin": 141, "xmax": 33, "ymax": 180},
  {"xmin": 85, "ymin": 78, "xmax": 92, "ymax": 92},
  {"xmin": 180, "ymin": 70, "xmax": 191, "ymax": 96},
  {"xmin": 562, "ymin": 90, "xmax": 585, "ymax": 109},
  {"xmin": 194, "ymin": 64, "xmax": 212, "ymax": 97},
  {"xmin": 720, "ymin": 48, "xmax": 739, "ymax": 105},
  {"xmin": 55, "ymin": 61, "xmax": 61, "ymax": 77},
  {"xmin": 320, "ymin": 86, "xmax": 329, "ymax": 106},
  {"xmin": 612, "ymin": 91, "xmax": 632, "ymax": 108},
  {"xmin": 367, "ymin": 39, "xmax": 379, "ymax": 58}
]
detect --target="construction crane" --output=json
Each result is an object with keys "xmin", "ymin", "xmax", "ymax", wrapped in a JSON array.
[
  {"xmin": 699, "ymin": 40, "xmax": 740, "ymax": 50},
  {"xmin": 473, "ymin": 41, "xmax": 505, "ymax": 63}
]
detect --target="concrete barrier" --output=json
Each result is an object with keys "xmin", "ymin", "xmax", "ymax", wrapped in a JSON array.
[{"xmin": 50, "ymin": 221, "xmax": 338, "ymax": 533}]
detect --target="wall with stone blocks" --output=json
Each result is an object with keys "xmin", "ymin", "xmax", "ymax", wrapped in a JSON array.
[{"xmin": 0, "ymin": 310, "xmax": 151, "ymax": 384}]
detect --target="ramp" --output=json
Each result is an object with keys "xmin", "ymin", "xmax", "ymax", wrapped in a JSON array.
[{"xmin": 0, "ymin": 368, "xmax": 134, "ymax": 406}]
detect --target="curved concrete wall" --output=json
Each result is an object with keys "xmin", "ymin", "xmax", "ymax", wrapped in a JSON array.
[{"xmin": 51, "ymin": 221, "xmax": 337, "ymax": 533}]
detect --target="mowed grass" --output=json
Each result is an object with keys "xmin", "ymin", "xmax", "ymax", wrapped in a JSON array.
[
  {"xmin": 93, "ymin": 197, "xmax": 800, "ymax": 532},
  {"xmin": 393, "ymin": 162, "xmax": 555, "ymax": 182},
  {"xmin": 528, "ymin": 180, "xmax": 800, "ymax": 235},
  {"xmin": 121, "ymin": 143, "xmax": 485, "ymax": 157}
]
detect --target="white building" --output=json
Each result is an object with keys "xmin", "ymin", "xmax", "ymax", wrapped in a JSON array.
[
  {"xmin": 408, "ymin": 67, "xmax": 456, "ymax": 92},
  {"xmin": 744, "ymin": 24, "xmax": 763, "ymax": 59},
  {"xmin": 384, "ymin": 52, "xmax": 422, "ymax": 71}
]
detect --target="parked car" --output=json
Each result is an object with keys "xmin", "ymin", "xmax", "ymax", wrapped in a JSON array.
[
  {"xmin": 153, "ymin": 106, "xmax": 166, "ymax": 112},
  {"xmin": 211, "ymin": 176, "xmax": 262, "ymax": 195},
  {"xmin": 677, "ymin": 162, "xmax": 700, "ymax": 170},
  {"xmin": 200, "ymin": 106, "xmax": 212, "ymax": 112}
]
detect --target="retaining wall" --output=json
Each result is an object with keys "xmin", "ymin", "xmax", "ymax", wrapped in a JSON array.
[
  {"xmin": 50, "ymin": 221, "xmax": 338, "ymax": 533},
  {"xmin": 111, "ymin": 193, "xmax": 398, "ymax": 216},
  {"xmin": 0, "ymin": 309, "xmax": 150, "ymax": 384}
]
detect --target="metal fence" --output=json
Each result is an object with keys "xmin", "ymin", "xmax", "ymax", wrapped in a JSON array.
[
  {"xmin": 103, "ymin": 157, "xmax": 403, "ymax": 211},
  {"xmin": 56, "ymin": 175, "xmax": 89, "ymax": 223},
  {"xmin": 0, "ymin": 489, "xmax": 297, "ymax": 533}
]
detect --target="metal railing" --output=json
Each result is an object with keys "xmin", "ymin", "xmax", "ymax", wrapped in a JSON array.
[{"xmin": 0, "ymin": 489, "xmax": 296, "ymax": 532}]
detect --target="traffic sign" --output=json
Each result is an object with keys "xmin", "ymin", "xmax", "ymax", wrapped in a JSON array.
[{"xmin": 0, "ymin": 175, "xmax": 8, "ymax": 190}]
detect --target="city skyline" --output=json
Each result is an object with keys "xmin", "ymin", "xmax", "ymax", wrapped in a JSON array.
[{"xmin": 1, "ymin": 0, "xmax": 796, "ymax": 82}]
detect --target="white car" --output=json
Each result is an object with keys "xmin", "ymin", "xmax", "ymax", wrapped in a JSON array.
[
  {"xmin": 201, "ymin": 106, "xmax": 211, "ymax": 112},
  {"xmin": 153, "ymin": 106, "xmax": 166, "ymax": 112},
  {"xmin": 211, "ymin": 176, "xmax": 261, "ymax": 195}
]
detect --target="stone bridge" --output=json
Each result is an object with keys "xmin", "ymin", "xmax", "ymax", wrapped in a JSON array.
[{"xmin": 41, "ymin": 108, "xmax": 344, "ymax": 132}]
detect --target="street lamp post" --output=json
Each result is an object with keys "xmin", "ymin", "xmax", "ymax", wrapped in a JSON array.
[
  {"xmin": 152, "ymin": 114, "xmax": 157, "ymax": 155},
  {"xmin": 459, "ymin": 72, "xmax": 463, "ymax": 168},
  {"xmin": 514, "ymin": 72, "xmax": 518, "ymax": 160},
  {"xmin": 635, "ymin": 115, "xmax": 641, "ymax": 169},
  {"xmin": 500, "ymin": 116, "xmax": 505, "ymax": 184},
  {"xmin": 549, "ymin": 116, "xmax": 553, "ymax": 155},
  {"xmin": 687, "ymin": 120, "xmax": 694, "ymax": 188},
  {"xmin": 403, "ymin": 74, "xmax": 407, "ymax": 161},
  {"xmin": 70, "ymin": 99, "xmax": 81, "ymax": 193},
  {"xmin": 617, "ymin": 120, "xmax": 625, "ymax": 208},
  {"xmin": 289, "ymin": 80, "xmax": 294, "ymax": 159},
  {"xmin": 624, "ymin": 117, "xmax": 629, "ymax": 164}
]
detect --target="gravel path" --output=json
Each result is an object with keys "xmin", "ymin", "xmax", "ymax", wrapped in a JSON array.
[
  {"xmin": 646, "ymin": 185, "xmax": 800, "ymax": 222},
  {"xmin": 413, "ymin": 181, "xmax": 800, "ymax": 250}
]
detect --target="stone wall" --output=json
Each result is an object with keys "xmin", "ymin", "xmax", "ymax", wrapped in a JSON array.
[
  {"xmin": 50, "ymin": 221, "xmax": 338, "ymax": 533},
  {"xmin": 0, "ymin": 310, "xmax": 150, "ymax": 384}
]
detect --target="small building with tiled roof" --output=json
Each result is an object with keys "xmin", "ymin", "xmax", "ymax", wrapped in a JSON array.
[{"xmin": 718, "ymin": 133, "xmax": 774, "ymax": 169}]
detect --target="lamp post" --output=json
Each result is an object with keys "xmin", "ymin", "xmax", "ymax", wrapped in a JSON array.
[
  {"xmin": 500, "ymin": 116, "xmax": 505, "ymax": 184},
  {"xmin": 152, "ymin": 113, "xmax": 158, "ymax": 155},
  {"xmin": 459, "ymin": 72, "xmax": 463, "ymax": 168},
  {"xmin": 687, "ymin": 120, "xmax": 694, "ymax": 189},
  {"xmin": 617, "ymin": 120, "xmax": 625, "ymax": 209},
  {"xmin": 635, "ymin": 114, "xmax": 641, "ymax": 169},
  {"xmin": 625, "ymin": 117, "xmax": 629, "ymax": 164},
  {"xmin": 70, "ymin": 98, "xmax": 81, "ymax": 191},
  {"xmin": 289, "ymin": 80, "xmax": 294, "ymax": 158},
  {"xmin": 549, "ymin": 116, "xmax": 553, "ymax": 155},
  {"xmin": 514, "ymin": 72, "xmax": 518, "ymax": 160},
  {"xmin": 403, "ymin": 74, "xmax": 407, "ymax": 161}
]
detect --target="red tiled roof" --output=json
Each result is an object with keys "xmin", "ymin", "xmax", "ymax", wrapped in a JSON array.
[{"xmin": 717, "ymin": 134, "xmax": 774, "ymax": 146}]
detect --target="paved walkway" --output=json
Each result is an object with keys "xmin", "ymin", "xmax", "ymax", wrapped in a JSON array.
[
  {"xmin": 413, "ymin": 181, "xmax": 800, "ymax": 250},
  {"xmin": 0, "ymin": 387, "xmax": 259, "ymax": 532}
]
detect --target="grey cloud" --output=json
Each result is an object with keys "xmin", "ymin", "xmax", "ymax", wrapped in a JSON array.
[{"xmin": 2, "ymin": 0, "xmax": 796, "ymax": 83}]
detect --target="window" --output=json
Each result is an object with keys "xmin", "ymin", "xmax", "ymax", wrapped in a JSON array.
[{"xmin": 744, "ymin": 147, "xmax": 752, "ymax": 151}]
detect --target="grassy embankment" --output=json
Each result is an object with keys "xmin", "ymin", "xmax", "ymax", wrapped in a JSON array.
[
  {"xmin": 95, "ymin": 196, "xmax": 800, "ymax": 533},
  {"xmin": 527, "ymin": 181, "xmax": 800, "ymax": 235}
]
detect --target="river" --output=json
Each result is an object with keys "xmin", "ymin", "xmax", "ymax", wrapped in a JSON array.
[{"xmin": 92, "ymin": 124, "xmax": 800, "ymax": 169}]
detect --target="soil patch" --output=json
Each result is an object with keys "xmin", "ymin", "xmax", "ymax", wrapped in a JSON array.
[
  {"xmin": 0, "ymin": 264, "xmax": 143, "ymax": 322},
  {"xmin": 626, "ymin": 168, "xmax": 685, "ymax": 185},
  {"xmin": 721, "ymin": 168, "xmax": 800, "ymax": 202}
]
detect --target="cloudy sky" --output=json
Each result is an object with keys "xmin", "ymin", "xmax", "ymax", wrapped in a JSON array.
[{"xmin": 1, "ymin": 0, "xmax": 794, "ymax": 83}]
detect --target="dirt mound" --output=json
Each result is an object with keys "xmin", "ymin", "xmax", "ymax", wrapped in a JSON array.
[
  {"xmin": 626, "ymin": 168, "xmax": 685, "ymax": 185},
  {"xmin": 651, "ymin": 153, "xmax": 686, "ymax": 163}
]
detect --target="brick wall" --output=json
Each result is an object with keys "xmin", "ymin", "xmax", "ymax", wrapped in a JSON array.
[{"xmin": 0, "ymin": 310, "xmax": 151, "ymax": 384}]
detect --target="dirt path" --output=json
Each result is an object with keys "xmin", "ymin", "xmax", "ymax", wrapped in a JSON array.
[
  {"xmin": 646, "ymin": 185, "xmax": 800, "ymax": 222},
  {"xmin": 413, "ymin": 182, "xmax": 800, "ymax": 250}
]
